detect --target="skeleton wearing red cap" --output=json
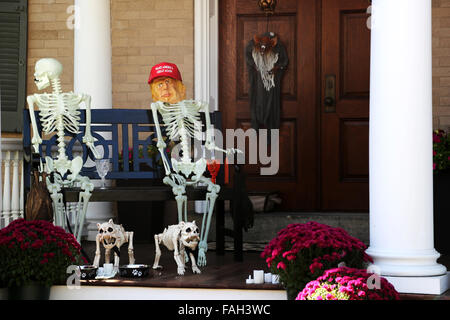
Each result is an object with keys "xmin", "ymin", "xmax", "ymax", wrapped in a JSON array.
[
  {"xmin": 149, "ymin": 62, "xmax": 186, "ymax": 104},
  {"xmin": 148, "ymin": 62, "xmax": 242, "ymax": 268}
]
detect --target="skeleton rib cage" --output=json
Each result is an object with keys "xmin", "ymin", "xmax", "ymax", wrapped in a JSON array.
[{"xmin": 35, "ymin": 93, "xmax": 84, "ymax": 135}]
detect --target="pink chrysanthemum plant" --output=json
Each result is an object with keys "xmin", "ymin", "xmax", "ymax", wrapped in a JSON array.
[
  {"xmin": 261, "ymin": 222, "xmax": 373, "ymax": 299},
  {"xmin": 296, "ymin": 267, "xmax": 400, "ymax": 300},
  {"xmin": 0, "ymin": 219, "xmax": 87, "ymax": 288}
]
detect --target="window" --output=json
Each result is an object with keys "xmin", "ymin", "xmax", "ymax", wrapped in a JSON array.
[{"xmin": 0, "ymin": 0, "xmax": 27, "ymax": 133}]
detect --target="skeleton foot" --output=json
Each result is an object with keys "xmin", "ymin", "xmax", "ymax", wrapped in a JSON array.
[
  {"xmin": 192, "ymin": 265, "xmax": 201, "ymax": 274},
  {"xmin": 197, "ymin": 240, "xmax": 208, "ymax": 267},
  {"xmin": 153, "ymin": 264, "xmax": 163, "ymax": 270},
  {"xmin": 177, "ymin": 266, "xmax": 186, "ymax": 275}
]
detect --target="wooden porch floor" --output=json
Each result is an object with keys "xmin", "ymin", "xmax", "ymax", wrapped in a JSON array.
[
  {"xmin": 71, "ymin": 241, "xmax": 450, "ymax": 300},
  {"xmin": 79, "ymin": 241, "xmax": 281, "ymax": 291}
]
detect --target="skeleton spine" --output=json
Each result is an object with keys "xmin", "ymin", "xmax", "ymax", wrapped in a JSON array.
[
  {"xmin": 180, "ymin": 125, "xmax": 190, "ymax": 162},
  {"xmin": 51, "ymin": 78, "xmax": 67, "ymax": 160}
]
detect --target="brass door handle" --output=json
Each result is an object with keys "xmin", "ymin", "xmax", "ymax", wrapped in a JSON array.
[
  {"xmin": 324, "ymin": 74, "xmax": 336, "ymax": 113},
  {"xmin": 324, "ymin": 96, "xmax": 335, "ymax": 106}
]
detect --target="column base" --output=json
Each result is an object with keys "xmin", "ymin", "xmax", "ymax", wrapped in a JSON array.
[
  {"xmin": 385, "ymin": 272, "xmax": 450, "ymax": 295},
  {"xmin": 366, "ymin": 248, "xmax": 448, "ymax": 277}
]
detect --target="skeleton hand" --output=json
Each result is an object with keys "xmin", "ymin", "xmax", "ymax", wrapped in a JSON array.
[
  {"xmin": 226, "ymin": 148, "xmax": 243, "ymax": 155},
  {"xmin": 31, "ymin": 136, "xmax": 43, "ymax": 153},
  {"xmin": 83, "ymin": 134, "xmax": 101, "ymax": 159},
  {"xmin": 173, "ymin": 174, "xmax": 186, "ymax": 186},
  {"xmin": 197, "ymin": 240, "xmax": 208, "ymax": 267}
]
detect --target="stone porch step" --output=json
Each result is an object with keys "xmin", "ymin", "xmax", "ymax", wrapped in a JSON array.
[{"xmin": 188, "ymin": 211, "xmax": 370, "ymax": 248}]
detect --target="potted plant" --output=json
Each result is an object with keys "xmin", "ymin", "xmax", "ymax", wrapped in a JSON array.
[
  {"xmin": 0, "ymin": 219, "xmax": 86, "ymax": 300},
  {"xmin": 261, "ymin": 221, "xmax": 373, "ymax": 300},
  {"xmin": 433, "ymin": 129, "xmax": 450, "ymax": 255},
  {"xmin": 296, "ymin": 267, "xmax": 400, "ymax": 300}
]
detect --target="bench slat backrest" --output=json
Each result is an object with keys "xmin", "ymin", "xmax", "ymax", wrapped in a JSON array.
[{"xmin": 23, "ymin": 108, "xmax": 224, "ymax": 190}]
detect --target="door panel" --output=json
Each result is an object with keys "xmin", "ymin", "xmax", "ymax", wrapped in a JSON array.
[
  {"xmin": 321, "ymin": 0, "xmax": 371, "ymax": 211},
  {"xmin": 220, "ymin": 0, "xmax": 318, "ymax": 210}
]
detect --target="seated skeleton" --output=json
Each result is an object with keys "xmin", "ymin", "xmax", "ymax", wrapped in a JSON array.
[{"xmin": 148, "ymin": 62, "xmax": 241, "ymax": 267}]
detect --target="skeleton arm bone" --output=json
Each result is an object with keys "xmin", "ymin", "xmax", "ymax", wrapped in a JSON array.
[
  {"xmin": 81, "ymin": 94, "xmax": 101, "ymax": 159},
  {"xmin": 27, "ymin": 96, "xmax": 43, "ymax": 153},
  {"xmin": 201, "ymin": 102, "xmax": 242, "ymax": 155},
  {"xmin": 151, "ymin": 102, "xmax": 172, "ymax": 175}
]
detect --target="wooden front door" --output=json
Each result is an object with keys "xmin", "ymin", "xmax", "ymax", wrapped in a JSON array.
[
  {"xmin": 320, "ymin": 0, "xmax": 371, "ymax": 211},
  {"xmin": 219, "ymin": 0, "xmax": 370, "ymax": 212}
]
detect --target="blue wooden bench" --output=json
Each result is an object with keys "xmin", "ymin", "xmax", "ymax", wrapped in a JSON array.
[{"xmin": 23, "ymin": 108, "xmax": 254, "ymax": 262}]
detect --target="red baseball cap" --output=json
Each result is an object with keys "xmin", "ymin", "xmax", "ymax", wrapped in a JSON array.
[{"xmin": 148, "ymin": 62, "xmax": 182, "ymax": 84}]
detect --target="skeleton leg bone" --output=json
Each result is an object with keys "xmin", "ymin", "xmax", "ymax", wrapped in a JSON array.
[
  {"xmin": 173, "ymin": 237, "xmax": 186, "ymax": 275},
  {"xmin": 93, "ymin": 233, "xmax": 102, "ymax": 267},
  {"xmin": 127, "ymin": 231, "xmax": 135, "ymax": 265},
  {"xmin": 49, "ymin": 187, "xmax": 65, "ymax": 230},
  {"xmin": 163, "ymin": 175, "xmax": 188, "ymax": 223},
  {"xmin": 153, "ymin": 233, "xmax": 163, "ymax": 270},
  {"xmin": 74, "ymin": 190, "xmax": 92, "ymax": 243},
  {"xmin": 189, "ymin": 251, "xmax": 201, "ymax": 274},
  {"xmin": 197, "ymin": 176, "xmax": 220, "ymax": 267}
]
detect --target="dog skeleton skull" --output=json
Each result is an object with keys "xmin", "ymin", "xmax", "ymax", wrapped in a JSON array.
[
  {"xmin": 94, "ymin": 219, "xmax": 135, "ymax": 273},
  {"xmin": 27, "ymin": 58, "xmax": 101, "ymax": 242},
  {"xmin": 153, "ymin": 221, "xmax": 201, "ymax": 275}
]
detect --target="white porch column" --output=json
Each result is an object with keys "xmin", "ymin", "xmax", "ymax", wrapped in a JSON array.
[
  {"xmin": 74, "ymin": 0, "xmax": 113, "ymax": 240},
  {"xmin": 194, "ymin": 0, "xmax": 219, "ymax": 214},
  {"xmin": 367, "ymin": 0, "xmax": 449, "ymax": 294}
]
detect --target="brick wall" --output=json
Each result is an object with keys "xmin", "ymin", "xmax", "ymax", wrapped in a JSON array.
[
  {"xmin": 27, "ymin": 0, "xmax": 74, "ymax": 96},
  {"xmin": 25, "ymin": 0, "xmax": 194, "ymax": 110},
  {"xmin": 433, "ymin": 0, "xmax": 450, "ymax": 129},
  {"xmin": 111, "ymin": 0, "xmax": 194, "ymax": 109}
]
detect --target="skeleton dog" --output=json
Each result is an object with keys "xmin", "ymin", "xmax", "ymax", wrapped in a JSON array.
[
  {"xmin": 93, "ymin": 219, "xmax": 135, "ymax": 273},
  {"xmin": 153, "ymin": 221, "xmax": 201, "ymax": 275}
]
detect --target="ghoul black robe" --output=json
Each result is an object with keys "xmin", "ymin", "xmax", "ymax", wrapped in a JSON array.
[{"xmin": 245, "ymin": 32, "xmax": 288, "ymax": 131}]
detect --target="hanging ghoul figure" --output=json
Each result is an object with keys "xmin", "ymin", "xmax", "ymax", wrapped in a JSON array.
[{"xmin": 245, "ymin": 32, "xmax": 288, "ymax": 131}]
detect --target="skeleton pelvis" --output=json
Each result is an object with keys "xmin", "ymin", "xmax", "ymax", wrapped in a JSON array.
[
  {"xmin": 171, "ymin": 158, "xmax": 206, "ymax": 179},
  {"xmin": 48, "ymin": 155, "xmax": 83, "ymax": 178}
]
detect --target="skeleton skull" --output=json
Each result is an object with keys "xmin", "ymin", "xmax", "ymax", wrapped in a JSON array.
[
  {"xmin": 34, "ymin": 58, "xmax": 63, "ymax": 90},
  {"xmin": 97, "ymin": 220, "xmax": 120, "ymax": 250},
  {"xmin": 180, "ymin": 221, "xmax": 200, "ymax": 249}
]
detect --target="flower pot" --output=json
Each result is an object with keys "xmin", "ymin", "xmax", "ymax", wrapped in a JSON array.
[
  {"xmin": 286, "ymin": 287, "xmax": 300, "ymax": 300},
  {"xmin": 7, "ymin": 284, "xmax": 51, "ymax": 300},
  {"xmin": 433, "ymin": 170, "xmax": 450, "ymax": 255}
]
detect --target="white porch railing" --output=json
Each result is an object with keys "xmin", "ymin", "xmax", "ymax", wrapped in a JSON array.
[{"xmin": 1, "ymin": 138, "xmax": 24, "ymax": 228}]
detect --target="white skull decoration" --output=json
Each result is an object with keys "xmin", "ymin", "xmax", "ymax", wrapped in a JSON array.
[
  {"xmin": 97, "ymin": 220, "xmax": 121, "ymax": 249},
  {"xmin": 33, "ymin": 58, "xmax": 63, "ymax": 90},
  {"xmin": 180, "ymin": 221, "xmax": 200, "ymax": 249}
]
